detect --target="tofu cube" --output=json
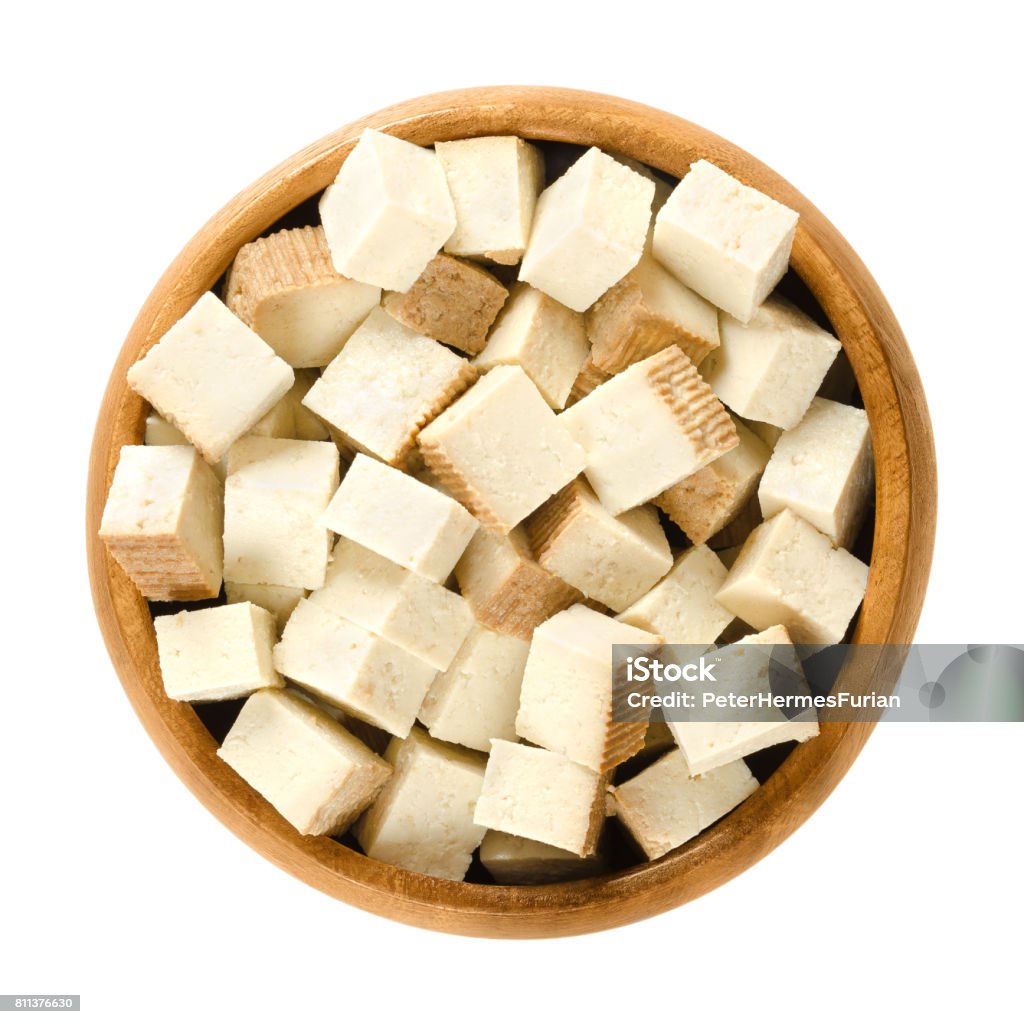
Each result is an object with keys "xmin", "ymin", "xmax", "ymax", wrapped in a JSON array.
[
  {"xmin": 652, "ymin": 159, "xmax": 798, "ymax": 323},
  {"xmin": 758, "ymin": 397, "xmax": 874, "ymax": 548},
  {"xmin": 418, "ymin": 623, "xmax": 530, "ymax": 752},
  {"xmin": 154, "ymin": 602, "xmax": 281, "ymax": 702},
  {"xmin": 610, "ymin": 749, "xmax": 759, "ymax": 859},
  {"xmin": 668, "ymin": 624, "xmax": 819, "ymax": 776},
  {"xmin": 225, "ymin": 225, "xmax": 381, "ymax": 367},
  {"xmin": 418, "ymin": 365, "xmax": 586, "ymax": 533},
  {"xmin": 223, "ymin": 437, "xmax": 339, "ymax": 589},
  {"xmin": 520, "ymin": 147, "xmax": 655, "ymax": 312},
  {"xmin": 453, "ymin": 525, "xmax": 581, "ymax": 640},
  {"xmin": 558, "ymin": 347, "xmax": 738, "ymax": 515},
  {"xmin": 616, "ymin": 544, "xmax": 734, "ymax": 647},
  {"xmin": 436, "ymin": 135, "xmax": 544, "ymax": 264},
  {"xmin": 715, "ymin": 508, "xmax": 870, "ymax": 644},
  {"xmin": 224, "ymin": 580, "xmax": 305, "ymax": 634},
  {"xmin": 526, "ymin": 478, "xmax": 672, "ymax": 613},
  {"xmin": 585, "ymin": 255, "xmax": 720, "ymax": 372},
  {"xmin": 473, "ymin": 740, "xmax": 605, "ymax": 856},
  {"xmin": 308, "ymin": 538, "xmax": 473, "ymax": 671},
  {"xmin": 321, "ymin": 453, "xmax": 477, "ymax": 583},
  {"xmin": 303, "ymin": 307, "xmax": 476, "ymax": 468},
  {"xmin": 319, "ymin": 128, "xmax": 456, "ymax": 292},
  {"xmin": 474, "ymin": 283, "xmax": 590, "ymax": 410},
  {"xmin": 99, "ymin": 445, "xmax": 223, "ymax": 601},
  {"xmin": 515, "ymin": 604, "xmax": 661, "ymax": 773},
  {"xmin": 273, "ymin": 598, "xmax": 436, "ymax": 737},
  {"xmin": 654, "ymin": 418, "xmax": 771, "ymax": 545},
  {"xmin": 479, "ymin": 830, "xmax": 606, "ymax": 885},
  {"xmin": 354, "ymin": 728, "xmax": 487, "ymax": 881},
  {"xmin": 126, "ymin": 292, "xmax": 294, "ymax": 463},
  {"xmin": 383, "ymin": 253, "xmax": 508, "ymax": 355},
  {"xmin": 218, "ymin": 688, "xmax": 391, "ymax": 836},
  {"xmin": 701, "ymin": 297, "xmax": 841, "ymax": 430}
]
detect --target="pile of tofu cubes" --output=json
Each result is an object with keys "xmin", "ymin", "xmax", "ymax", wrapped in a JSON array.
[{"xmin": 99, "ymin": 128, "xmax": 872, "ymax": 883}]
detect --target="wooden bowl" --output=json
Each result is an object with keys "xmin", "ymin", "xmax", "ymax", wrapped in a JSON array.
[{"xmin": 86, "ymin": 86, "xmax": 937, "ymax": 938}]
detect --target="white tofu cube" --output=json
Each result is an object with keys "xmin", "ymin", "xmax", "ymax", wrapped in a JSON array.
[
  {"xmin": 558, "ymin": 347, "xmax": 738, "ymax": 515},
  {"xmin": 273, "ymin": 598, "xmax": 436, "ymax": 737},
  {"xmin": 617, "ymin": 544, "xmax": 734, "ymax": 647},
  {"xmin": 473, "ymin": 740, "xmax": 605, "ymax": 856},
  {"xmin": 418, "ymin": 365, "xmax": 586, "ymax": 533},
  {"xmin": 610, "ymin": 749, "xmax": 759, "ymax": 859},
  {"xmin": 319, "ymin": 128, "xmax": 456, "ymax": 292},
  {"xmin": 154, "ymin": 602, "xmax": 281, "ymax": 702},
  {"xmin": 418, "ymin": 623, "xmax": 530, "ymax": 752},
  {"xmin": 527, "ymin": 478, "xmax": 672, "ymax": 613},
  {"xmin": 355, "ymin": 728, "xmax": 487, "ymax": 881},
  {"xmin": 473, "ymin": 283, "xmax": 590, "ymax": 410},
  {"xmin": 218, "ymin": 688, "xmax": 391, "ymax": 836},
  {"xmin": 515, "ymin": 604, "xmax": 661, "ymax": 772},
  {"xmin": 652, "ymin": 159, "xmax": 798, "ymax": 323},
  {"xmin": 223, "ymin": 437, "xmax": 339, "ymax": 590},
  {"xmin": 98, "ymin": 445, "xmax": 223, "ymax": 601},
  {"xmin": 479, "ymin": 830, "xmax": 606, "ymax": 885},
  {"xmin": 702, "ymin": 297, "xmax": 841, "ymax": 430},
  {"xmin": 224, "ymin": 580, "xmax": 305, "ymax": 634},
  {"xmin": 520, "ymin": 147, "xmax": 655, "ymax": 312},
  {"xmin": 303, "ymin": 307, "xmax": 476, "ymax": 468},
  {"xmin": 308, "ymin": 538, "xmax": 473, "ymax": 671},
  {"xmin": 668, "ymin": 624, "xmax": 819, "ymax": 776},
  {"xmin": 716, "ymin": 508, "xmax": 869, "ymax": 645},
  {"xmin": 654, "ymin": 418, "xmax": 771, "ymax": 545},
  {"xmin": 436, "ymin": 136, "xmax": 544, "ymax": 265},
  {"xmin": 758, "ymin": 397, "xmax": 873, "ymax": 548},
  {"xmin": 321, "ymin": 453, "xmax": 477, "ymax": 582},
  {"xmin": 126, "ymin": 292, "xmax": 294, "ymax": 463}
]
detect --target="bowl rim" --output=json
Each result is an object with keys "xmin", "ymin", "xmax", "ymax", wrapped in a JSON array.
[{"xmin": 86, "ymin": 85, "xmax": 937, "ymax": 939}]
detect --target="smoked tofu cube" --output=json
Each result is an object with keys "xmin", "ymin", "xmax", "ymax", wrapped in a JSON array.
[
  {"xmin": 758, "ymin": 397, "xmax": 874, "ymax": 548},
  {"xmin": 436, "ymin": 136, "xmax": 544, "ymax": 265},
  {"xmin": 453, "ymin": 525, "xmax": 581, "ymax": 640},
  {"xmin": 418, "ymin": 365, "xmax": 586, "ymax": 533},
  {"xmin": 302, "ymin": 307, "xmax": 477, "ymax": 468},
  {"xmin": 520, "ymin": 147, "xmax": 655, "ymax": 312},
  {"xmin": 318, "ymin": 128, "xmax": 456, "ymax": 292},
  {"xmin": 479, "ymin": 830, "xmax": 606, "ymax": 885},
  {"xmin": 383, "ymin": 253, "xmax": 509, "ymax": 355},
  {"xmin": 652, "ymin": 159, "xmax": 798, "ymax": 323},
  {"xmin": 559, "ymin": 347, "xmax": 738, "ymax": 515},
  {"xmin": 527, "ymin": 478, "xmax": 672, "ymax": 613},
  {"xmin": 473, "ymin": 740, "xmax": 605, "ymax": 856},
  {"xmin": 668, "ymin": 625, "xmax": 819, "ymax": 776},
  {"xmin": 654, "ymin": 418, "xmax": 771, "ymax": 545},
  {"xmin": 224, "ymin": 580, "xmax": 305, "ymax": 634},
  {"xmin": 616, "ymin": 544, "xmax": 734, "ymax": 647},
  {"xmin": 610, "ymin": 749, "xmax": 759, "ymax": 860},
  {"xmin": 355, "ymin": 728, "xmax": 487, "ymax": 881},
  {"xmin": 274, "ymin": 599, "xmax": 436, "ymax": 738},
  {"xmin": 585, "ymin": 255, "xmax": 720, "ymax": 372},
  {"xmin": 701, "ymin": 297, "xmax": 841, "ymax": 430},
  {"xmin": 225, "ymin": 225, "xmax": 381, "ymax": 367},
  {"xmin": 126, "ymin": 292, "xmax": 294, "ymax": 463},
  {"xmin": 515, "ymin": 604, "xmax": 661, "ymax": 772},
  {"xmin": 418, "ymin": 623, "xmax": 530, "ymax": 752},
  {"xmin": 308, "ymin": 538, "xmax": 474, "ymax": 671},
  {"xmin": 474, "ymin": 283, "xmax": 590, "ymax": 410},
  {"xmin": 154, "ymin": 602, "xmax": 281, "ymax": 702},
  {"xmin": 223, "ymin": 437, "xmax": 339, "ymax": 590},
  {"xmin": 218, "ymin": 688, "xmax": 391, "ymax": 837},
  {"xmin": 321, "ymin": 453, "xmax": 477, "ymax": 583},
  {"xmin": 99, "ymin": 445, "xmax": 223, "ymax": 601},
  {"xmin": 715, "ymin": 508, "xmax": 869, "ymax": 645}
]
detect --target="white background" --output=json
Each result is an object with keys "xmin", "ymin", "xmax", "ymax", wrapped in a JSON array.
[{"xmin": 3, "ymin": 2, "xmax": 1021, "ymax": 1020}]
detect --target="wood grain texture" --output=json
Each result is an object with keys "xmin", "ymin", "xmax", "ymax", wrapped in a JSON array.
[{"xmin": 85, "ymin": 86, "xmax": 937, "ymax": 939}]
